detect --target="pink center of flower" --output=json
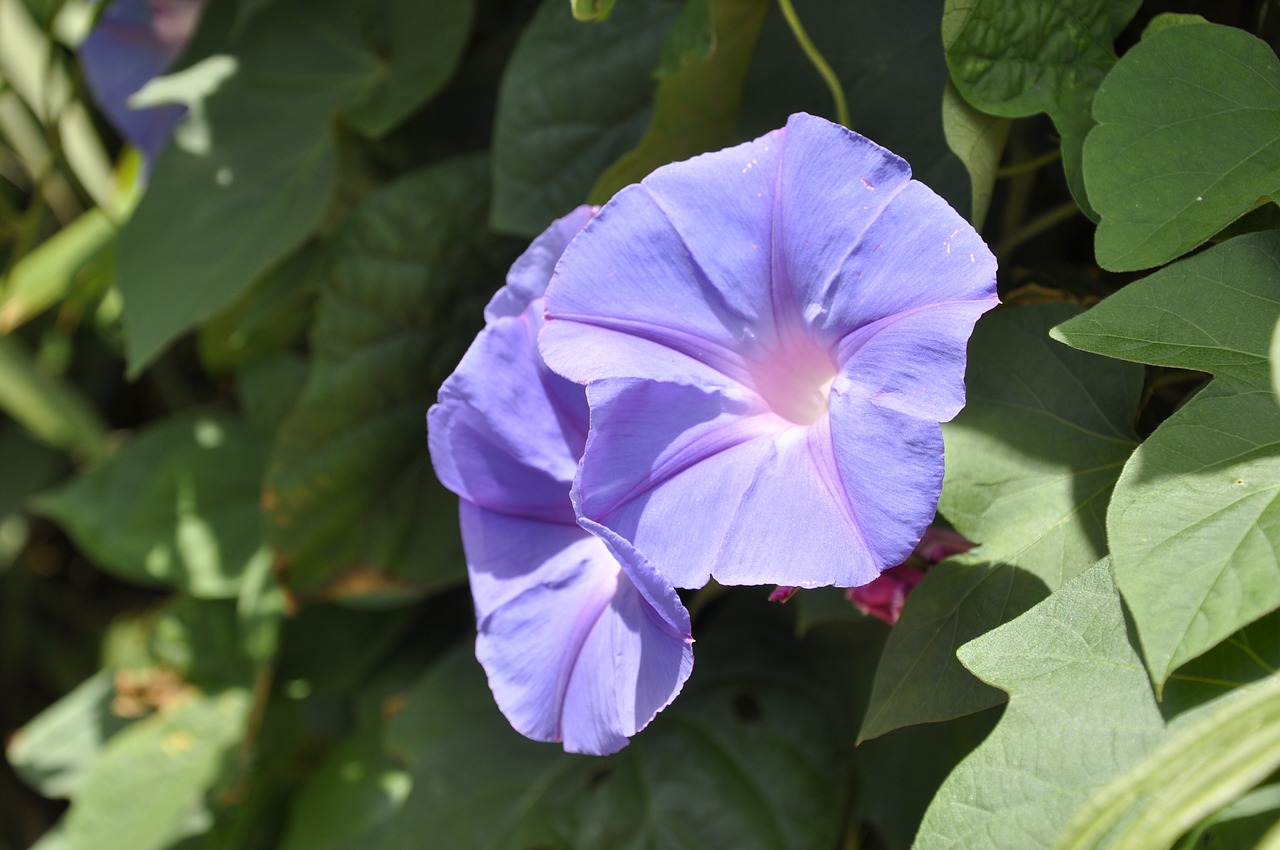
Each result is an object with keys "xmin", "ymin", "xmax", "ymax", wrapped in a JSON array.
[{"xmin": 751, "ymin": 337, "xmax": 838, "ymax": 426}]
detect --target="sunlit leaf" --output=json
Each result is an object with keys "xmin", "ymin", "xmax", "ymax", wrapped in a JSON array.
[
  {"xmin": 35, "ymin": 416, "xmax": 269, "ymax": 598},
  {"xmin": 63, "ymin": 690, "xmax": 250, "ymax": 850},
  {"xmin": 1086, "ymin": 23, "xmax": 1280, "ymax": 271},
  {"xmin": 1054, "ymin": 669, "xmax": 1280, "ymax": 850},
  {"xmin": 861, "ymin": 305, "xmax": 1141, "ymax": 739},
  {"xmin": 1053, "ymin": 232, "xmax": 1280, "ymax": 687},
  {"xmin": 0, "ymin": 206, "xmax": 117, "ymax": 333},
  {"xmin": 915, "ymin": 561, "xmax": 1227, "ymax": 849},
  {"xmin": 7, "ymin": 671, "xmax": 130, "ymax": 800}
]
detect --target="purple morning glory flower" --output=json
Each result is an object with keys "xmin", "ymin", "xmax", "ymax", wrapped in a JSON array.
[
  {"xmin": 79, "ymin": 0, "xmax": 206, "ymax": 161},
  {"xmin": 428, "ymin": 207, "xmax": 694, "ymax": 756},
  {"xmin": 541, "ymin": 113, "xmax": 998, "ymax": 590}
]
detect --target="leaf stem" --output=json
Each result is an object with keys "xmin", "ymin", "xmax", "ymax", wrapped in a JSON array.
[
  {"xmin": 995, "ymin": 200, "xmax": 1079, "ymax": 258},
  {"xmin": 994, "ymin": 149, "xmax": 1061, "ymax": 179},
  {"xmin": 775, "ymin": 0, "xmax": 849, "ymax": 127}
]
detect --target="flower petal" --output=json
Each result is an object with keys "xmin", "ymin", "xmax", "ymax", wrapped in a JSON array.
[
  {"xmin": 462, "ymin": 504, "xmax": 693, "ymax": 755},
  {"xmin": 827, "ymin": 390, "xmax": 945, "ymax": 570},
  {"xmin": 836, "ymin": 297, "xmax": 997, "ymax": 422},
  {"xmin": 542, "ymin": 133, "xmax": 787, "ymax": 387},
  {"xmin": 429, "ymin": 304, "xmax": 585, "ymax": 521},
  {"xmin": 575, "ymin": 378, "xmax": 886, "ymax": 588},
  {"xmin": 775, "ymin": 117, "xmax": 996, "ymax": 336},
  {"xmin": 486, "ymin": 205, "xmax": 596, "ymax": 322}
]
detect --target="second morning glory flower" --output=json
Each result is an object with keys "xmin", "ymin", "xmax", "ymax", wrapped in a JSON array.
[
  {"xmin": 79, "ymin": 0, "xmax": 206, "ymax": 160},
  {"xmin": 541, "ymin": 113, "xmax": 998, "ymax": 590},
  {"xmin": 428, "ymin": 207, "xmax": 693, "ymax": 756}
]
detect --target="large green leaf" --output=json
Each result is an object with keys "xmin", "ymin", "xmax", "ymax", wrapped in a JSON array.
[
  {"xmin": 117, "ymin": 0, "xmax": 472, "ymax": 371},
  {"xmin": 944, "ymin": 0, "xmax": 1141, "ymax": 217},
  {"xmin": 860, "ymin": 305, "xmax": 1141, "ymax": 739},
  {"xmin": 380, "ymin": 595, "xmax": 857, "ymax": 849},
  {"xmin": 914, "ymin": 560, "xmax": 1273, "ymax": 850},
  {"xmin": 491, "ymin": 0, "xmax": 683, "ymax": 235},
  {"xmin": 34, "ymin": 416, "xmax": 270, "ymax": 598},
  {"xmin": 943, "ymin": 305, "xmax": 1141, "ymax": 583},
  {"xmin": 589, "ymin": 0, "xmax": 770, "ymax": 201},
  {"xmin": 265, "ymin": 156, "xmax": 508, "ymax": 602},
  {"xmin": 739, "ymin": 0, "xmax": 968, "ymax": 209},
  {"xmin": 1086, "ymin": 23, "xmax": 1280, "ymax": 271},
  {"xmin": 7, "ymin": 671, "xmax": 130, "ymax": 799},
  {"xmin": 62, "ymin": 690, "xmax": 250, "ymax": 850},
  {"xmin": 1052, "ymin": 231, "xmax": 1280, "ymax": 688},
  {"xmin": 1054, "ymin": 670, "xmax": 1280, "ymax": 850}
]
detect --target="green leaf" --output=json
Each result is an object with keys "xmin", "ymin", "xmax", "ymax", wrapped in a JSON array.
[
  {"xmin": 7, "ymin": 670, "xmax": 130, "ymax": 799},
  {"xmin": 118, "ymin": 0, "xmax": 473, "ymax": 372},
  {"xmin": 860, "ymin": 304, "xmax": 1141, "ymax": 739},
  {"xmin": 381, "ymin": 594, "xmax": 855, "ymax": 849},
  {"xmin": 0, "ymin": 206, "xmax": 117, "ymax": 333},
  {"xmin": 1052, "ymin": 232, "xmax": 1280, "ymax": 687},
  {"xmin": 571, "ymin": 0, "xmax": 618, "ymax": 21},
  {"xmin": 656, "ymin": 0, "xmax": 713, "ymax": 77},
  {"xmin": 944, "ymin": 0, "xmax": 1141, "ymax": 217},
  {"xmin": 858, "ymin": 560, "xmax": 1047, "ymax": 741},
  {"xmin": 340, "ymin": 0, "xmax": 474, "ymax": 137},
  {"xmin": 1086, "ymin": 23, "xmax": 1280, "ymax": 271},
  {"xmin": 913, "ymin": 561, "xmax": 1162, "ymax": 849},
  {"xmin": 0, "ymin": 335, "xmax": 109, "ymax": 464},
  {"xmin": 196, "ymin": 246, "xmax": 316, "ymax": 376},
  {"xmin": 265, "ymin": 156, "xmax": 507, "ymax": 602},
  {"xmin": 34, "ymin": 416, "xmax": 270, "ymax": 598},
  {"xmin": 1141, "ymin": 11, "xmax": 1208, "ymax": 38},
  {"xmin": 941, "ymin": 80, "xmax": 1009, "ymax": 228},
  {"xmin": 854, "ymin": 706, "xmax": 1001, "ymax": 850},
  {"xmin": 1054, "ymin": 670, "xmax": 1280, "ymax": 850},
  {"xmin": 277, "ymin": 723, "xmax": 411, "ymax": 850},
  {"xmin": 1162, "ymin": 609, "xmax": 1280, "ymax": 715},
  {"xmin": 149, "ymin": 597, "xmax": 257, "ymax": 692},
  {"xmin": 738, "ymin": 0, "xmax": 969, "ymax": 210},
  {"xmin": 588, "ymin": 0, "xmax": 770, "ymax": 202},
  {"xmin": 491, "ymin": 0, "xmax": 684, "ymax": 236},
  {"xmin": 944, "ymin": 304, "xmax": 1141, "ymax": 581},
  {"xmin": 237, "ymin": 353, "xmax": 309, "ymax": 437},
  {"xmin": 63, "ymin": 690, "xmax": 250, "ymax": 850},
  {"xmin": 918, "ymin": 564, "xmax": 1279, "ymax": 850}
]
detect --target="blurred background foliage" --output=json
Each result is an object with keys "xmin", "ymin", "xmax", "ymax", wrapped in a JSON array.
[{"xmin": 1, "ymin": 0, "xmax": 1279, "ymax": 848}]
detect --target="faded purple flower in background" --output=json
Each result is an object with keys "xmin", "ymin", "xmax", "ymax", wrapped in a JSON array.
[
  {"xmin": 541, "ymin": 113, "xmax": 998, "ymax": 591},
  {"xmin": 79, "ymin": 0, "xmax": 206, "ymax": 160},
  {"xmin": 428, "ymin": 207, "xmax": 694, "ymax": 756}
]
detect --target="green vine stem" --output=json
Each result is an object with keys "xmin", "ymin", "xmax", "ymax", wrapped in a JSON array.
[{"xmin": 775, "ymin": 0, "xmax": 849, "ymax": 128}]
